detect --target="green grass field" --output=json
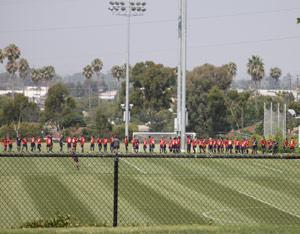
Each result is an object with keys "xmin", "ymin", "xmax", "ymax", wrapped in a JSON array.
[{"xmin": 1, "ymin": 148, "xmax": 300, "ymax": 228}]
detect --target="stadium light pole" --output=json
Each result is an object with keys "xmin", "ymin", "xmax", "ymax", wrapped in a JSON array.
[
  {"xmin": 180, "ymin": 0, "xmax": 187, "ymax": 152},
  {"xmin": 177, "ymin": 0, "xmax": 182, "ymax": 136},
  {"xmin": 108, "ymin": 1, "xmax": 147, "ymax": 138}
]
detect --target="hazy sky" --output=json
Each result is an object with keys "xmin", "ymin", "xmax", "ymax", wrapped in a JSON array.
[{"xmin": 0, "ymin": 0, "xmax": 300, "ymax": 79}]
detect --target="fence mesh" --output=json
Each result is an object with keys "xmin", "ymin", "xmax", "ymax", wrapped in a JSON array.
[{"xmin": 1, "ymin": 154, "xmax": 300, "ymax": 228}]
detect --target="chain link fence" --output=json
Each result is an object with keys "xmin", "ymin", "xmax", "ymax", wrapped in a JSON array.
[{"xmin": 0, "ymin": 154, "xmax": 300, "ymax": 228}]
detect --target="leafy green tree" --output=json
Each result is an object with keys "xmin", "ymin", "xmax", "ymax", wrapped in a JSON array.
[
  {"xmin": 130, "ymin": 61, "xmax": 176, "ymax": 113},
  {"xmin": 95, "ymin": 109, "xmax": 112, "ymax": 135},
  {"xmin": 187, "ymin": 63, "xmax": 233, "ymax": 136},
  {"xmin": 207, "ymin": 86, "xmax": 230, "ymax": 136},
  {"xmin": 44, "ymin": 83, "xmax": 84, "ymax": 129}
]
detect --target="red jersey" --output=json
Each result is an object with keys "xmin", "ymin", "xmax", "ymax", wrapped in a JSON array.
[
  {"xmin": 103, "ymin": 138, "xmax": 108, "ymax": 145},
  {"xmin": 37, "ymin": 138, "xmax": 42, "ymax": 144},
  {"xmin": 22, "ymin": 138, "xmax": 27, "ymax": 144},
  {"xmin": 124, "ymin": 138, "xmax": 129, "ymax": 145},
  {"xmin": 31, "ymin": 137, "xmax": 35, "ymax": 144},
  {"xmin": 192, "ymin": 139, "xmax": 197, "ymax": 147},
  {"xmin": 90, "ymin": 137, "xmax": 95, "ymax": 144},
  {"xmin": 290, "ymin": 139, "xmax": 296, "ymax": 149},
  {"xmin": 187, "ymin": 138, "xmax": 191, "ymax": 145},
  {"xmin": 80, "ymin": 136, "xmax": 85, "ymax": 145},
  {"xmin": 97, "ymin": 138, "xmax": 102, "ymax": 144},
  {"xmin": 66, "ymin": 137, "xmax": 72, "ymax": 144},
  {"xmin": 46, "ymin": 137, "xmax": 51, "ymax": 145},
  {"xmin": 150, "ymin": 138, "xmax": 155, "ymax": 145},
  {"xmin": 260, "ymin": 139, "xmax": 267, "ymax": 146},
  {"xmin": 159, "ymin": 139, "xmax": 165, "ymax": 146}
]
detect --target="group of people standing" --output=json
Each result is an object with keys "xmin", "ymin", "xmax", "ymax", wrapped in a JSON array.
[{"xmin": 1, "ymin": 134, "xmax": 298, "ymax": 154}]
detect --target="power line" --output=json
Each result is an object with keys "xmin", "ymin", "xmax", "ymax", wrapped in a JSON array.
[
  {"xmin": 27, "ymin": 34, "xmax": 300, "ymax": 62},
  {"xmin": 0, "ymin": 7, "xmax": 299, "ymax": 34}
]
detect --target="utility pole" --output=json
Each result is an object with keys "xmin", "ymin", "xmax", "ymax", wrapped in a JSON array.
[
  {"xmin": 180, "ymin": 0, "xmax": 187, "ymax": 152},
  {"xmin": 177, "ymin": 0, "xmax": 182, "ymax": 135}
]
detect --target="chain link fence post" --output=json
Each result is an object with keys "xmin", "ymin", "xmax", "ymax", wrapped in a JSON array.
[{"xmin": 113, "ymin": 156, "xmax": 119, "ymax": 227}]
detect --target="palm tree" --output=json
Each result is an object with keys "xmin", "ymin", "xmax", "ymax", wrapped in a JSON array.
[
  {"xmin": 226, "ymin": 62, "xmax": 237, "ymax": 78},
  {"xmin": 31, "ymin": 68, "xmax": 42, "ymax": 103},
  {"xmin": 91, "ymin": 58, "xmax": 103, "ymax": 106},
  {"xmin": 111, "ymin": 64, "xmax": 126, "ymax": 81},
  {"xmin": 0, "ymin": 49, "xmax": 4, "ymax": 63},
  {"xmin": 18, "ymin": 58, "xmax": 30, "ymax": 94},
  {"xmin": 82, "ymin": 65, "xmax": 94, "ymax": 111},
  {"xmin": 270, "ymin": 67, "xmax": 282, "ymax": 89},
  {"xmin": 247, "ymin": 55, "xmax": 265, "ymax": 111},
  {"xmin": 247, "ymin": 55, "xmax": 265, "ymax": 91},
  {"xmin": 3, "ymin": 44, "xmax": 21, "ymax": 97}
]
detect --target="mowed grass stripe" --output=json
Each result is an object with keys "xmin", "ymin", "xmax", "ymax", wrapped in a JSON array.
[
  {"xmin": 22, "ymin": 175, "xmax": 96, "ymax": 225},
  {"xmin": 119, "ymin": 174, "xmax": 207, "ymax": 226},
  {"xmin": 165, "ymin": 158, "xmax": 300, "ymax": 224}
]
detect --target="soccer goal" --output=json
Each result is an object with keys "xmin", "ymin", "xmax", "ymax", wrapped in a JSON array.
[{"xmin": 132, "ymin": 132, "xmax": 196, "ymax": 141}]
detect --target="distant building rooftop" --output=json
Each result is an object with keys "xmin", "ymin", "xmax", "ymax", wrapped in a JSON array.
[{"xmin": 99, "ymin": 90, "xmax": 118, "ymax": 100}]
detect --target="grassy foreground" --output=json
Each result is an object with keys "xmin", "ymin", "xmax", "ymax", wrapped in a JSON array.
[{"xmin": 1, "ymin": 225, "xmax": 300, "ymax": 234}]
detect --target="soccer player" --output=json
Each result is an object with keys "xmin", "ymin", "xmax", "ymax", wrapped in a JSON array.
[
  {"xmin": 159, "ymin": 137, "xmax": 164, "ymax": 153},
  {"xmin": 260, "ymin": 137, "xmax": 267, "ymax": 154},
  {"xmin": 37, "ymin": 136, "xmax": 42, "ymax": 152},
  {"xmin": 8, "ymin": 137, "xmax": 13, "ymax": 152},
  {"xmin": 228, "ymin": 139, "xmax": 233, "ymax": 154},
  {"xmin": 3, "ymin": 138, "xmax": 7, "ymax": 152},
  {"xmin": 80, "ymin": 135, "xmax": 85, "ymax": 153},
  {"xmin": 252, "ymin": 137, "xmax": 258, "ymax": 154},
  {"xmin": 132, "ymin": 137, "xmax": 139, "ymax": 153},
  {"xmin": 59, "ymin": 135, "xmax": 64, "ymax": 152},
  {"xmin": 66, "ymin": 136, "xmax": 72, "ymax": 153},
  {"xmin": 290, "ymin": 137, "xmax": 296, "ymax": 153},
  {"xmin": 90, "ymin": 136, "xmax": 95, "ymax": 152},
  {"xmin": 46, "ymin": 135, "xmax": 52, "ymax": 153},
  {"xmin": 168, "ymin": 137, "xmax": 173, "ymax": 153},
  {"xmin": 97, "ymin": 136, "xmax": 102, "ymax": 153},
  {"xmin": 16, "ymin": 134, "xmax": 22, "ymax": 152},
  {"xmin": 110, "ymin": 136, "xmax": 114, "ymax": 153},
  {"xmin": 30, "ymin": 136, "xmax": 36, "ymax": 152},
  {"xmin": 124, "ymin": 136, "xmax": 129, "ymax": 153},
  {"xmin": 186, "ymin": 135, "xmax": 191, "ymax": 153},
  {"xmin": 149, "ymin": 136, "xmax": 155, "ymax": 153},
  {"xmin": 103, "ymin": 137, "xmax": 108, "ymax": 153},
  {"xmin": 72, "ymin": 136, "xmax": 78, "ymax": 152},
  {"xmin": 21, "ymin": 137, "xmax": 28, "ymax": 152},
  {"xmin": 192, "ymin": 137, "xmax": 197, "ymax": 154}
]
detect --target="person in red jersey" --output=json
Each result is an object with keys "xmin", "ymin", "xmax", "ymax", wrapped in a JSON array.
[
  {"xmin": 46, "ymin": 135, "xmax": 52, "ymax": 153},
  {"xmin": 290, "ymin": 137, "xmax": 296, "ymax": 152},
  {"xmin": 260, "ymin": 137, "xmax": 267, "ymax": 154},
  {"xmin": 3, "ymin": 138, "xmax": 7, "ymax": 152},
  {"xmin": 132, "ymin": 137, "xmax": 139, "ymax": 153},
  {"xmin": 103, "ymin": 137, "xmax": 108, "ymax": 153},
  {"xmin": 30, "ymin": 136, "xmax": 36, "ymax": 152},
  {"xmin": 80, "ymin": 135, "xmax": 85, "ymax": 153},
  {"xmin": 163, "ymin": 138, "xmax": 167, "ymax": 153},
  {"xmin": 227, "ymin": 139, "xmax": 233, "ymax": 154},
  {"xmin": 7, "ymin": 137, "xmax": 13, "ymax": 152},
  {"xmin": 66, "ymin": 136, "xmax": 72, "ymax": 152},
  {"xmin": 72, "ymin": 136, "xmax": 78, "ymax": 152},
  {"xmin": 21, "ymin": 137, "xmax": 28, "ymax": 152},
  {"xmin": 97, "ymin": 136, "xmax": 102, "ymax": 153},
  {"xmin": 124, "ymin": 136, "xmax": 129, "ymax": 153},
  {"xmin": 90, "ymin": 136, "xmax": 95, "ymax": 152},
  {"xmin": 159, "ymin": 137, "xmax": 165, "ymax": 153},
  {"xmin": 142, "ymin": 138, "xmax": 147, "ymax": 153},
  {"xmin": 149, "ymin": 136, "xmax": 155, "ymax": 153},
  {"xmin": 267, "ymin": 138, "xmax": 273, "ymax": 153},
  {"xmin": 208, "ymin": 138, "xmax": 213, "ymax": 153},
  {"xmin": 36, "ymin": 136, "xmax": 42, "ymax": 152},
  {"xmin": 192, "ymin": 137, "xmax": 197, "ymax": 154},
  {"xmin": 186, "ymin": 135, "xmax": 191, "ymax": 153}
]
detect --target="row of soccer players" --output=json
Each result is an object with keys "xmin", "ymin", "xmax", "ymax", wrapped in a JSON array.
[
  {"xmin": 131, "ymin": 136, "xmax": 297, "ymax": 154},
  {"xmin": 1, "ymin": 135, "xmax": 297, "ymax": 153}
]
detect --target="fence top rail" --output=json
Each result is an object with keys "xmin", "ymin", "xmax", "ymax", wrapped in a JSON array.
[{"xmin": 0, "ymin": 153, "xmax": 300, "ymax": 159}]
